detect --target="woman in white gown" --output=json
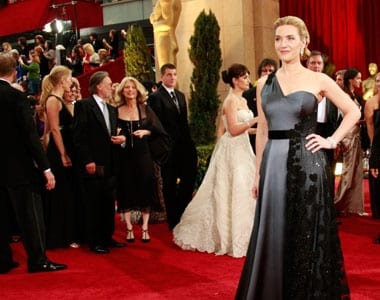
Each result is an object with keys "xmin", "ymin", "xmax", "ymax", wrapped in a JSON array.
[{"xmin": 173, "ymin": 63, "xmax": 257, "ymax": 258}]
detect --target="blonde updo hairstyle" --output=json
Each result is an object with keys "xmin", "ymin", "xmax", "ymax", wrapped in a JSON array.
[
  {"xmin": 274, "ymin": 16, "xmax": 311, "ymax": 61},
  {"xmin": 40, "ymin": 65, "xmax": 72, "ymax": 107},
  {"xmin": 114, "ymin": 76, "xmax": 148, "ymax": 106}
]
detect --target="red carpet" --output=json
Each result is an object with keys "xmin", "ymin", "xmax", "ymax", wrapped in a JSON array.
[{"xmin": 2, "ymin": 179, "xmax": 380, "ymax": 300}]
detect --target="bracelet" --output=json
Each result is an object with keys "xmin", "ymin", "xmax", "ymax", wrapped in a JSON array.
[
  {"xmin": 246, "ymin": 121, "xmax": 251, "ymax": 128},
  {"xmin": 327, "ymin": 137, "xmax": 337, "ymax": 149}
]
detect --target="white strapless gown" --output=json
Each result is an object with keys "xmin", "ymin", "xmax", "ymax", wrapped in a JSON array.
[{"xmin": 173, "ymin": 110, "xmax": 256, "ymax": 258}]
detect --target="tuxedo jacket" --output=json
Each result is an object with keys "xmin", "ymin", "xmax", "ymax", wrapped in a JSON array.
[
  {"xmin": 73, "ymin": 96, "xmax": 119, "ymax": 177},
  {"xmin": 242, "ymin": 87, "xmax": 258, "ymax": 118},
  {"xmin": 0, "ymin": 80, "xmax": 50, "ymax": 187},
  {"xmin": 324, "ymin": 98, "xmax": 339, "ymax": 138},
  {"xmin": 148, "ymin": 86, "xmax": 195, "ymax": 150}
]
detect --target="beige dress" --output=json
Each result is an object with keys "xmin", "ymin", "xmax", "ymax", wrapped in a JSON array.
[{"xmin": 334, "ymin": 124, "xmax": 365, "ymax": 215}]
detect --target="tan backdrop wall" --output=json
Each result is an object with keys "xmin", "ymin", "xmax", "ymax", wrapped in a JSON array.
[{"xmin": 152, "ymin": 0, "xmax": 279, "ymax": 102}]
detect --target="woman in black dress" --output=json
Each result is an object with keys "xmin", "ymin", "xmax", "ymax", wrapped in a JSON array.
[
  {"xmin": 41, "ymin": 66, "xmax": 81, "ymax": 249},
  {"xmin": 114, "ymin": 77, "xmax": 167, "ymax": 243}
]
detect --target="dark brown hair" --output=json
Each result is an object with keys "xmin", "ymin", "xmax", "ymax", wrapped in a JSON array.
[
  {"xmin": 160, "ymin": 63, "xmax": 176, "ymax": 75},
  {"xmin": 221, "ymin": 63, "xmax": 249, "ymax": 88},
  {"xmin": 89, "ymin": 71, "xmax": 109, "ymax": 95}
]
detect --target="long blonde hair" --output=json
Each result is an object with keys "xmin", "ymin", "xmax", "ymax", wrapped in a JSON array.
[
  {"xmin": 114, "ymin": 76, "xmax": 148, "ymax": 106},
  {"xmin": 40, "ymin": 65, "xmax": 71, "ymax": 107},
  {"xmin": 273, "ymin": 16, "xmax": 311, "ymax": 60}
]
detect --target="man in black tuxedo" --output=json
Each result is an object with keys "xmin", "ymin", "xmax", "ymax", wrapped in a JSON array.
[
  {"xmin": 307, "ymin": 51, "xmax": 339, "ymax": 195},
  {"xmin": 243, "ymin": 58, "xmax": 278, "ymax": 153},
  {"xmin": 73, "ymin": 71, "xmax": 126, "ymax": 253},
  {"xmin": 148, "ymin": 63, "xmax": 198, "ymax": 230},
  {"xmin": 0, "ymin": 55, "xmax": 66, "ymax": 274}
]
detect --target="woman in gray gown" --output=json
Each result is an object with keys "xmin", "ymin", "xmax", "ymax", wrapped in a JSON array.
[{"xmin": 235, "ymin": 16, "xmax": 360, "ymax": 300}]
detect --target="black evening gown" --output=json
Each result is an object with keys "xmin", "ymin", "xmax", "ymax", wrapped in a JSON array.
[
  {"xmin": 116, "ymin": 117, "xmax": 160, "ymax": 212},
  {"xmin": 45, "ymin": 98, "xmax": 83, "ymax": 248},
  {"xmin": 235, "ymin": 74, "xmax": 350, "ymax": 300}
]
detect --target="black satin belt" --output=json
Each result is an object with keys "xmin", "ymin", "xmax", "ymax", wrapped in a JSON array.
[{"xmin": 268, "ymin": 130, "xmax": 292, "ymax": 139}]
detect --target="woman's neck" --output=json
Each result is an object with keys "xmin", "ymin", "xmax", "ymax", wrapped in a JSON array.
[
  {"xmin": 230, "ymin": 89, "xmax": 243, "ymax": 98},
  {"xmin": 125, "ymin": 99, "xmax": 137, "ymax": 108},
  {"xmin": 279, "ymin": 62, "xmax": 305, "ymax": 76},
  {"xmin": 51, "ymin": 87, "xmax": 64, "ymax": 98}
]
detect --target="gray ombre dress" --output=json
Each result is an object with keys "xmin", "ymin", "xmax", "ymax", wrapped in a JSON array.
[{"xmin": 235, "ymin": 74, "xmax": 350, "ymax": 300}]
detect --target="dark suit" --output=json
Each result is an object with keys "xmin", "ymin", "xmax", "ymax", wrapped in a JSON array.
[
  {"xmin": 73, "ymin": 96, "xmax": 118, "ymax": 247},
  {"xmin": 148, "ymin": 86, "xmax": 198, "ymax": 229},
  {"xmin": 0, "ymin": 80, "xmax": 50, "ymax": 271},
  {"xmin": 91, "ymin": 39, "xmax": 103, "ymax": 53},
  {"xmin": 243, "ymin": 87, "xmax": 258, "ymax": 153},
  {"xmin": 316, "ymin": 98, "xmax": 339, "ymax": 196}
]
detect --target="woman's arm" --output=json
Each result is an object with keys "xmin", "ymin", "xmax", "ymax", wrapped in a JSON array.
[
  {"xmin": 306, "ymin": 73, "xmax": 361, "ymax": 152},
  {"xmin": 253, "ymin": 79, "xmax": 268, "ymax": 198},
  {"xmin": 321, "ymin": 74, "xmax": 361, "ymax": 143},
  {"xmin": 224, "ymin": 96, "xmax": 258, "ymax": 137},
  {"xmin": 45, "ymin": 96, "xmax": 72, "ymax": 167}
]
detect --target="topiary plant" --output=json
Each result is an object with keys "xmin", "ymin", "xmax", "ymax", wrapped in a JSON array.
[
  {"xmin": 124, "ymin": 24, "xmax": 154, "ymax": 82},
  {"xmin": 188, "ymin": 10, "xmax": 222, "ymax": 146}
]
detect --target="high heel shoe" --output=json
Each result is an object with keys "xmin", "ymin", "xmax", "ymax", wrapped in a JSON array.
[
  {"xmin": 126, "ymin": 228, "xmax": 135, "ymax": 243},
  {"xmin": 142, "ymin": 229, "xmax": 150, "ymax": 243}
]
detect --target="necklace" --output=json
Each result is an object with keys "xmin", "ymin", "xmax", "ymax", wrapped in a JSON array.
[{"xmin": 125, "ymin": 109, "xmax": 141, "ymax": 148}]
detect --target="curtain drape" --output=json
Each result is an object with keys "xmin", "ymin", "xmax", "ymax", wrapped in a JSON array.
[
  {"xmin": 0, "ymin": 0, "xmax": 102, "ymax": 37},
  {"xmin": 280, "ymin": 0, "xmax": 380, "ymax": 79}
]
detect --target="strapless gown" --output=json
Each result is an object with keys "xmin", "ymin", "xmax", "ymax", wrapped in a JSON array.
[
  {"xmin": 173, "ymin": 109, "xmax": 256, "ymax": 258},
  {"xmin": 235, "ymin": 74, "xmax": 350, "ymax": 299}
]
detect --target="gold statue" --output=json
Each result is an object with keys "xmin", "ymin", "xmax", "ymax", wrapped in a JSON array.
[
  {"xmin": 150, "ymin": 0, "xmax": 182, "ymax": 69},
  {"xmin": 362, "ymin": 62, "xmax": 378, "ymax": 100}
]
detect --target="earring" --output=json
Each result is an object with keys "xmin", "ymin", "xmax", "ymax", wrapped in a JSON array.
[{"xmin": 300, "ymin": 48, "xmax": 304, "ymax": 56}]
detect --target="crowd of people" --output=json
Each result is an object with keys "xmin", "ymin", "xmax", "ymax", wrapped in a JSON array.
[
  {"xmin": 1, "ymin": 13, "xmax": 380, "ymax": 300},
  {"xmin": 0, "ymin": 29, "xmax": 122, "ymax": 97},
  {"xmin": 0, "ymin": 55, "xmax": 196, "ymax": 273}
]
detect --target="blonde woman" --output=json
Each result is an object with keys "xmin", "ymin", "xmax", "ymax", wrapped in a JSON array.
[
  {"xmin": 235, "ymin": 16, "xmax": 360, "ymax": 299},
  {"xmin": 1, "ymin": 42, "xmax": 12, "ymax": 55},
  {"xmin": 82, "ymin": 43, "xmax": 100, "ymax": 72},
  {"xmin": 41, "ymin": 66, "xmax": 81, "ymax": 249},
  {"xmin": 114, "ymin": 77, "xmax": 168, "ymax": 243}
]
